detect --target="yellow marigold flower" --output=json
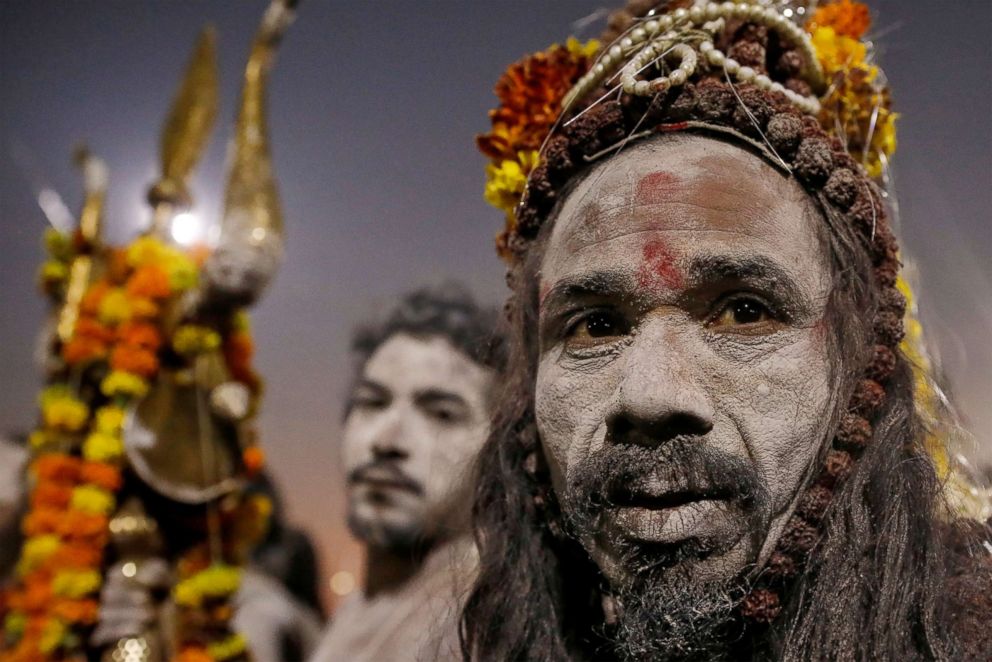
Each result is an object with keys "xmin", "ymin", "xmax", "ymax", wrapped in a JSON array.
[
  {"xmin": 810, "ymin": 26, "xmax": 866, "ymax": 75},
  {"xmin": 95, "ymin": 406, "xmax": 126, "ymax": 434},
  {"xmin": 3, "ymin": 611, "xmax": 26, "ymax": 639},
  {"xmin": 39, "ymin": 260, "xmax": 68, "ymax": 283},
  {"xmin": 173, "ymin": 325, "xmax": 222, "ymax": 356},
  {"xmin": 70, "ymin": 485, "xmax": 116, "ymax": 515},
  {"xmin": 163, "ymin": 252, "xmax": 198, "ymax": 291},
  {"xmin": 565, "ymin": 37, "xmax": 600, "ymax": 59},
  {"xmin": 174, "ymin": 564, "xmax": 242, "ymax": 608},
  {"xmin": 52, "ymin": 569, "xmax": 102, "ymax": 598},
  {"xmin": 83, "ymin": 431, "xmax": 124, "ymax": 462},
  {"xmin": 29, "ymin": 430, "xmax": 55, "ymax": 452},
  {"xmin": 484, "ymin": 150, "xmax": 541, "ymax": 220},
  {"xmin": 39, "ymin": 618, "xmax": 67, "ymax": 654},
  {"xmin": 97, "ymin": 287, "xmax": 132, "ymax": 326},
  {"xmin": 231, "ymin": 311, "xmax": 252, "ymax": 333},
  {"xmin": 40, "ymin": 388, "xmax": 89, "ymax": 432},
  {"xmin": 126, "ymin": 236, "xmax": 168, "ymax": 268},
  {"xmin": 44, "ymin": 227, "xmax": 73, "ymax": 261},
  {"xmin": 864, "ymin": 112, "xmax": 898, "ymax": 179},
  {"xmin": 207, "ymin": 634, "xmax": 248, "ymax": 661},
  {"xmin": 16, "ymin": 535, "xmax": 61, "ymax": 576},
  {"xmin": 101, "ymin": 370, "xmax": 149, "ymax": 399}
]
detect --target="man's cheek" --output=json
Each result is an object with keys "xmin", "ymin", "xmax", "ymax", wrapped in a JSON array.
[
  {"xmin": 725, "ymin": 341, "xmax": 834, "ymax": 508},
  {"xmin": 536, "ymin": 361, "xmax": 613, "ymax": 479}
]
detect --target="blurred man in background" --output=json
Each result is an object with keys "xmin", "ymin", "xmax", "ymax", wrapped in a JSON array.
[{"xmin": 312, "ymin": 285, "xmax": 503, "ymax": 661}]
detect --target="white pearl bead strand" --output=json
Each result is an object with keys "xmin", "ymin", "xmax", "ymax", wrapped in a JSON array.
[{"xmin": 562, "ymin": 1, "xmax": 823, "ymax": 115}]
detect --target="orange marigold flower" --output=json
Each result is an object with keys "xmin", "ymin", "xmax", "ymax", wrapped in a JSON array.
[
  {"xmin": 106, "ymin": 247, "xmax": 131, "ymax": 284},
  {"xmin": 176, "ymin": 647, "xmax": 214, "ymax": 662},
  {"xmin": 80, "ymin": 462, "xmax": 123, "ymax": 491},
  {"xmin": 810, "ymin": 0, "xmax": 871, "ymax": 39},
  {"xmin": 33, "ymin": 455, "xmax": 82, "ymax": 483},
  {"xmin": 129, "ymin": 296, "xmax": 160, "ymax": 319},
  {"xmin": 477, "ymin": 40, "xmax": 597, "ymax": 163},
  {"xmin": 117, "ymin": 321, "xmax": 162, "ymax": 350},
  {"xmin": 57, "ymin": 512, "xmax": 109, "ymax": 543},
  {"xmin": 31, "ymin": 482, "xmax": 73, "ymax": 509},
  {"xmin": 79, "ymin": 281, "xmax": 110, "ymax": 315},
  {"xmin": 23, "ymin": 508, "xmax": 64, "ymax": 536},
  {"xmin": 126, "ymin": 264, "xmax": 172, "ymax": 299},
  {"xmin": 242, "ymin": 447, "xmax": 265, "ymax": 476},
  {"xmin": 50, "ymin": 598, "xmax": 100, "ymax": 624},
  {"xmin": 62, "ymin": 336, "xmax": 107, "ymax": 366},
  {"xmin": 225, "ymin": 332, "xmax": 260, "ymax": 389},
  {"xmin": 22, "ymin": 575, "xmax": 54, "ymax": 611},
  {"xmin": 51, "ymin": 542, "xmax": 103, "ymax": 569},
  {"xmin": 109, "ymin": 344, "xmax": 160, "ymax": 378},
  {"xmin": 75, "ymin": 317, "xmax": 116, "ymax": 343}
]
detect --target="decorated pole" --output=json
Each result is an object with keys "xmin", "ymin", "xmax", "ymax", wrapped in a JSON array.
[{"xmin": 0, "ymin": 3, "xmax": 299, "ymax": 661}]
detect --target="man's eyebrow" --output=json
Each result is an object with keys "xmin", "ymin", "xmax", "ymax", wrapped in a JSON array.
[
  {"xmin": 353, "ymin": 378, "xmax": 387, "ymax": 394},
  {"xmin": 687, "ymin": 255, "xmax": 807, "ymax": 302},
  {"xmin": 414, "ymin": 389, "xmax": 468, "ymax": 407},
  {"xmin": 541, "ymin": 270, "xmax": 632, "ymax": 311}
]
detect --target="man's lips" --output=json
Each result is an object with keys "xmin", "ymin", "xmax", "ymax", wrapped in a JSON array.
[
  {"xmin": 602, "ymin": 481, "xmax": 740, "ymax": 546},
  {"xmin": 349, "ymin": 466, "xmax": 422, "ymax": 495},
  {"xmin": 610, "ymin": 479, "xmax": 735, "ymax": 510}
]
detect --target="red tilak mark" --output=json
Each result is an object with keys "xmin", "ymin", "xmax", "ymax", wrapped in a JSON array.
[
  {"xmin": 635, "ymin": 171, "xmax": 680, "ymax": 207},
  {"xmin": 660, "ymin": 121, "xmax": 690, "ymax": 133},
  {"xmin": 637, "ymin": 239, "xmax": 683, "ymax": 291}
]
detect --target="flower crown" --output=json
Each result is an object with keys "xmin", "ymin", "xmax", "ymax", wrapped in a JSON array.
[{"xmin": 479, "ymin": 0, "xmax": 896, "ymax": 261}]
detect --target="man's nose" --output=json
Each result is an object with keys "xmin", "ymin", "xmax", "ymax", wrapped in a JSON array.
[
  {"xmin": 607, "ymin": 317, "xmax": 715, "ymax": 445},
  {"xmin": 370, "ymin": 407, "xmax": 411, "ymax": 460}
]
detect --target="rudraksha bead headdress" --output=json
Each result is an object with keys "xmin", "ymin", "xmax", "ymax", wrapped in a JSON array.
[{"xmin": 478, "ymin": 0, "xmax": 989, "ymax": 625}]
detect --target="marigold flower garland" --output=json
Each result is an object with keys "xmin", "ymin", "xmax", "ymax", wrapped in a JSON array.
[
  {"xmin": 478, "ymin": 37, "xmax": 600, "ymax": 259},
  {"xmin": 2, "ymin": 229, "xmax": 265, "ymax": 662}
]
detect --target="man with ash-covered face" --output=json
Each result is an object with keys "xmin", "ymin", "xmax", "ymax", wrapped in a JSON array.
[
  {"xmin": 462, "ymin": 1, "xmax": 991, "ymax": 660},
  {"xmin": 312, "ymin": 286, "xmax": 503, "ymax": 662}
]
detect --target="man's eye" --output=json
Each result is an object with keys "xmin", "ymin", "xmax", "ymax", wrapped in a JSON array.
[
  {"xmin": 351, "ymin": 395, "xmax": 386, "ymax": 410},
  {"xmin": 709, "ymin": 297, "xmax": 776, "ymax": 331},
  {"xmin": 565, "ymin": 310, "xmax": 629, "ymax": 347}
]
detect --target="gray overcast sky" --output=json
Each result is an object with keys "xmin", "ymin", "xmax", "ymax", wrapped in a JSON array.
[{"xmin": 2, "ymin": 1, "xmax": 990, "ymax": 606}]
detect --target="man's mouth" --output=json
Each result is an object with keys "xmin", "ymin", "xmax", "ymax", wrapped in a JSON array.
[
  {"xmin": 349, "ymin": 465, "xmax": 423, "ymax": 495},
  {"xmin": 611, "ymin": 481, "xmax": 735, "ymax": 510},
  {"xmin": 601, "ymin": 480, "xmax": 740, "ymax": 547}
]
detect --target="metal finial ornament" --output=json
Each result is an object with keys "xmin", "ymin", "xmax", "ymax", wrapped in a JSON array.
[
  {"xmin": 148, "ymin": 26, "xmax": 219, "ymax": 232},
  {"xmin": 202, "ymin": 0, "xmax": 297, "ymax": 308}
]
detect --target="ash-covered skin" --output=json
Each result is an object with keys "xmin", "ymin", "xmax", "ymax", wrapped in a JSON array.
[
  {"xmin": 535, "ymin": 134, "xmax": 841, "ymax": 589},
  {"xmin": 342, "ymin": 333, "xmax": 494, "ymax": 549}
]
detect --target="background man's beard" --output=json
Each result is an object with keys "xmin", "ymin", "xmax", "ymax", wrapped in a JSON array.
[
  {"xmin": 562, "ymin": 440, "xmax": 771, "ymax": 659},
  {"xmin": 346, "ymin": 510, "xmax": 426, "ymax": 551}
]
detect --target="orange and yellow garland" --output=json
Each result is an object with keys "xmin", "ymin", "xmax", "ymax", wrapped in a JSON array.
[{"xmin": 2, "ymin": 230, "xmax": 264, "ymax": 661}]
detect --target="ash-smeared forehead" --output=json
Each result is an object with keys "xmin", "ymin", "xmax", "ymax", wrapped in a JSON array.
[{"xmin": 541, "ymin": 133, "xmax": 829, "ymax": 307}]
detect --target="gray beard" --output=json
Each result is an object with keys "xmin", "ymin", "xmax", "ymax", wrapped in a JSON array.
[{"xmin": 607, "ymin": 570, "xmax": 744, "ymax": 662}]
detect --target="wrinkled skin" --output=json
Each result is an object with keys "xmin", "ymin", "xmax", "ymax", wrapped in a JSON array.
[
  {"xmin": 342, "ymin": 333, "xmax": 493, "ymax": 549},
  {"xmin": 535, "ymin": 134, "xmax": 840, "ymax": 589}
]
